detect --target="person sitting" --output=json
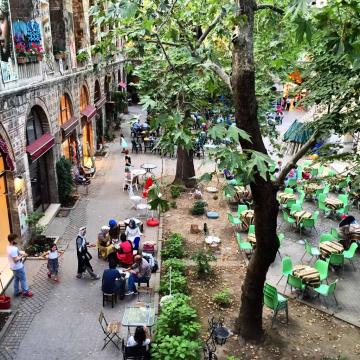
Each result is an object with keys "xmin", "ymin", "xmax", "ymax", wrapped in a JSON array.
[
  {"xmin": 125, "ymin": 219, "xmax": 143, "ymax": 250},
  {"xmin": 116, "ymin": 233, "xmax": 134, "ymax": 267},
  {"xmin": 125, "ymin": 255, "xmax": 151, "ymax": 296},
  {"xmin": 101, "ymin": 259, "xmax": 125, "ymax": 298},
  {"xmin": 108, "ymin": 219, "xmax": 120, "ymax": 244},
  {"xmin": 302, "ymin": 170, "xmax": 311, "ymax": 180},
  {"xmin": 126, "ymin": 325, "xmax": 151, "ymax": 351},
  {"xmin": 97, "ymin": 226, "xmax": 114, "ymax": 260}
]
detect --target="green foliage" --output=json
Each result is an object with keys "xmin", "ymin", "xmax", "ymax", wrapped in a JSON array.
[
  {"xmin": 190, "ymin": 200, "xmax": 207, "ymax": 215},
  {"xmin": 26, "ymin": 212, "xmax": 45, "ymax": 239},
  {"xmin": 56, "ymin": 157, "xmax": 73, "ymax": 205},
  {"xmin": 160, "ymin": 270, "xmax": 187, "ymax": 295},
  {"xmin": 163, "ymin": 258, "xmax": 186, "ymax": 274},
  {"xmin": 148, "ymin": 183, "xmax": 170, "ymax": 213},
  {"xmin": 161, "ymin": 233, "xmax": 185, "ymax": 260},
  {"xmin": 110, "ymin": 91, "xmax": 128, "ymax": 113},
  {"xmin": 151, "ymin": 335, "xmax": 201, "ymax": 360},
  {"xmin": 170, "ymin": 184, "xmax": 181, "ymax": 199},
  {"xmin": 191, "ymin": 251, "xmax": 216, "ymax": 276},
  {"xmin": 213, "ymin": 288, "xmax": 231, "ymax": 307},
  {"xmin": 76, "ymin": 49, "xmax": 89, "ymax": 62}
]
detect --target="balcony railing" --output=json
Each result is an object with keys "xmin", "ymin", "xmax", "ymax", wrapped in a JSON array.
[{"xmin": 17, "ymin": 61, "xmax": 43, "ymax": 81}]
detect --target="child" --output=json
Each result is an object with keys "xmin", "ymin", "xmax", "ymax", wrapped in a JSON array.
[
  {"xmin": 120, "ymin": 134, "xmax": 128, "ymax": 153},
  {"xmin": 46, "ymin": 244, "xmax": 63, "ymax": 282},
  {"xmin": 124, "ymin": 150, "xmax": 132, "ymax": 167}
]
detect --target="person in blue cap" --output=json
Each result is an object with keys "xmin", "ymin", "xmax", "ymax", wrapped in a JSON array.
[{"xmin": 108, "ymin": 219, "xmax": 120, "ymax": 244}]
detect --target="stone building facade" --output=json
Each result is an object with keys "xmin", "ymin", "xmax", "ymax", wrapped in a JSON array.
[{"xmin": 0, "ymin": 0, "xmax": 125, "ymax": 252}]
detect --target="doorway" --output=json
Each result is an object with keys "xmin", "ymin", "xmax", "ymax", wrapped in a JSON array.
[{"xmin": 0, "ymin": 152, "xmax": 11, "ymax": 254}]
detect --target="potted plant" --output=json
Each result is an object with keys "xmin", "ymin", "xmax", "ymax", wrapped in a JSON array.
[
  {"xmin": 15, "ymin": 43, "xmax": 28, "ymax": 64},
  {"xmin": 76, "ymin": 49, "xmax": 89, "ymax": 65},
  {"xmin": 30, "ymin": 43, "xmax": 45, "ymax": 61}
]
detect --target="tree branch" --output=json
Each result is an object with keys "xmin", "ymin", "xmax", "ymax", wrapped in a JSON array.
[
  {"xmin": 155, "ymin": 34, "xmax": 175, "ymax": 71},
  {"xmin": 208, "ymin": 61, "xmax": 232, "ymax": 93},
  {"xmin": 256, "ymin": 4, "xmax": 284, "ymax": 15},
  {"xmin": 175, "ymin": 19, "xmax": 196, "ymax": 53},
  {"xmin": 274, "ymin": 132, "xmax": 318, "ymax": 186},
  {"xmin": 196, "ymin": 7, "xmax": 226, "ymax": 48}
]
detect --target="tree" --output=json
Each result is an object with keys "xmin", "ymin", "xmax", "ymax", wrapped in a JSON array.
[{"xmin": 91, "ymin": 0, "xmax": 360, "ymax": 341}]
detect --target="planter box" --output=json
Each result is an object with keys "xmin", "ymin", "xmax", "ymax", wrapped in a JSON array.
[
  {"xmin": 17, "ymin": 57, "xmax": 27, "ymax": 64},
  {"xmin": 26, "ymin": 236, "xmax": 59, "ymax": 260},
  {"xmin": 60, "ymin": 194, "xmax": 80, "ymax": 211}
]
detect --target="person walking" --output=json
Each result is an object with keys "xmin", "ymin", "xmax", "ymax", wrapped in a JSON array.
[
  {"xmin": 7, "ymin": 233, "xmax": 33, "ymax": 297},
  {"xmin": 120, "ymin": 133, "xmax": 128, "ymax": 153},
  {"xmin": 76, "ymin": 227, "xmax": 100, "ymax": 280}
]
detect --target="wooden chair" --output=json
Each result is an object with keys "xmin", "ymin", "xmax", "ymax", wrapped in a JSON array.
[{"xmin": 98, "ymin": 310, "xmax": 121, "ymax": 350}]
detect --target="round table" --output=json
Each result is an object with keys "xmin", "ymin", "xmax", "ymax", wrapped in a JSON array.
[
  {"xmin": 141, "ymin": 163, "xmax": 157, "ymax": 175},
  {"xmin": 131, "ymin": 169, "xmax": 147, "ymax": 177}
]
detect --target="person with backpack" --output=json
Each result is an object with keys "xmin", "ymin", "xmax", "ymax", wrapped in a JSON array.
[{"xmin": 76, "ymin": 227, "xmax": 100, "ymax": 280}]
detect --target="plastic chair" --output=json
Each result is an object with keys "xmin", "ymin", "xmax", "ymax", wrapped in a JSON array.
[
  {"xmin": 277, "ymin": 233, "xmax": 285, "ymax": 259},
  {"xmin": 310, "ymin": 168, "xmax": 318, "ymax": 178},
  {"xmin": 236, "ymin": 233, "xmax": 253, "ymax": 255},
  {"xmin": 285, "ymin": 274, "xmax": 305, "ymax": 296},
  {"xmin": 328, "ymin": 253, "xmax": 345, "ymax": 270},
  {"xmin": 228, "ymin": 213, "xmax": 241, "ymax": 227},
  {"xmin": 318, "ymin": 201, "xmax": 331, "ymax": 216},
  {"xmin": 283, "ymin": 198, "xmax": 296, "ymax": 210},
  {"xmin": 314, "ymin": 280, "xmax": 338, "ymax": 308},
  {"xmin": 237, "ymin": 204, "xmax": 248, "ymax": 218},
  {"xmin": 284, "ymin": 188, "xmax": 294, "ymax": 194},
  {"xmin": 263, "ymin": 283, "xmax": 288, "ymax": 328},
  {"xmin": 287, "ymin": 178, "xmax": 297, "ymax": 188},
  {"xmin": 314, "ymin": 259, "xmax": 329, "ymax": 283},
  {"xmin": 338, "ymin": 194, "xmax": 349, "ymax": 206},
  {"xmin": 330, "ymin": 228, "xmax": 340, "ymax": 241},
  {"xmin": 282, "ymin": 211, "xmax": 295, "ymax": 228},
  {"xmin": 336, "ymin": 204, "xmax": 349, "ymax": 217},
  {"xmin": 276, "ymin": 256, "xmax": 293, "ymax": 285},
  {"xmin": 298, "ymin": 191, "xmax": 305, "ymax": 205},
  {"xmin": 300, "ymin": 240, "xmax": 320, "ymax": 263},
  {"xmin": 319, "ymin": 233, "xmax": 334, "ymax": 243},
  {"xmin": 299, "ymin": 218, "xmax": 315, "ymax": 236},
  {"xmin": 248, "ymin": 224, "xmax": 255, "ymax": 234},
  {"xmin": 343, "ymin": 243, "xmax": 358, "ymax": 270},
  {"xmin": 290, "ymin": 203, "xmax": 302, "ymax": 215}
]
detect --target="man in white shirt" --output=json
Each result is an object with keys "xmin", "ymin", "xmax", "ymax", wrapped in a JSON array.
[{"xmin": 7, "ymin": 234, "xmax": 33, "ymax": 297}]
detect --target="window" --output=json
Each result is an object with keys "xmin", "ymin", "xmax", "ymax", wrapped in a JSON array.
[
  {"xmin": 59, "ymin": 94, "xmax": 73, "ymax": 125},
  {"xmin": 80, "ymin": 85, "xmax": 89, "ymax": 111},
  {"xmin": 94, "ymin": 80, "xmax": 101, "ymax": 103},
  {"xmin": 26, "ymin": 107, "xmax": 45, "ymax": 145}
]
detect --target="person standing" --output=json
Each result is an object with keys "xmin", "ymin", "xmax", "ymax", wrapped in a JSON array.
[
  {"xmin": 7, "ymin": 234, "xmax": 33, "ymax": 297},
  {"xmin": 46, "ymin": 243, "xmax": 63, "ymax": 282},
  {"xmin": 76, "ymin": 227, "xmax": 100, "ymax": 280}
]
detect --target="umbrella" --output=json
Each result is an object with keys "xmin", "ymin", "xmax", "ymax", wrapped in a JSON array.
[
  {"xmin": 282, "ymin": 120, "xmax": 314, "ymax": 155},
  {"xmin": 283, "ymin": 120, "xmax": 302, "ymax": 142}
]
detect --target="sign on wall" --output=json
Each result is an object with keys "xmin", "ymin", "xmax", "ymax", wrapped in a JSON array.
[{"xmin": 18, "ymin": 198, "xmax": 28, "ymax": 236}]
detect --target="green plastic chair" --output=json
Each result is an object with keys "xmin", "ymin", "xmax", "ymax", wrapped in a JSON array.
[
  {"xmin": 319, "ymin": 233, "xmax": 334, "ymax": 243},
  {"xmin": 300, "ymin": 240, "xmax": 321, "ymax": 263},
  {"xmin": 277, "ymin": 233, "xmax": 285, "ymax": 259},
  {"xmin": 298, "ymin": 191, "xmax": 305, "ymax": 205},
  {"xmin": 318, "ymin": 165, "xmax": 325, "ymax": 175},
  {"xmin": 343, "ymin": 242, "xmax": 358, "ymax": 270},
  {"xmin": 338, "ymin": 194, "xmax": 349, "ymax": 206},
  {"xmin": 287, "ymin": 178, "xmax": 297, "ymax": 188},
  {"xmin": 237, "ymin": 204, "xmax": 248, "ymax": 218},
  {"xmin": 282, "ymin": 211, "xmax": 295, "ymax": 228},
  {"xmin": 263, "ymin": 283, "xmax": 288, "ymax": 328},
  {"xmin": 314, "ymin": 280, "xmax": 338, "ymax": 308},
  {"xmin": 248, "ymin": 224, "xmax": 255, "ymax": 234},
  {"xmin": 310, "ymin": 211, "xmax": 319, "ymax": 232},
  {"xmin": 283, "ymin": 198, "xmax": 297, "ymax": 210},
  {"xmin": 276, "ymin": 256, "xmax": 293, "ymax": 285},
  {"xmin": 284, "ymin": 188, "xmax": 294, "ymax": 194},
  {"xmin": 290, "ymin": 203, "xmax": 302, "ymax": 215},
  {"xmin": 318, "ymin": 193, "xmax": 327, "ymax": 203},
  {"xmin": 314, "ymin": 259, "xmax": 329, "ymax": 283},
  {"xmin": 318, "ymin": 200, "xmax": 331, "ymax": 216},
  {"xmin": 328, "ymin": 253, "xmax": 344, "ymax": 270},
  {"xmin": 303, "ymin": 160, "xmax": 312, "ymax": 167},
  {"xmin": 323, "ymin": 184, "xmax": 330, "ymax": 195},
  {"xmin": 228, "ymin": 213, "xmax": 241, "ymax": 227},
  {"xmin": 336, "ymin": 204, "xmax": 349, "ymax": 217},
  {"xmin": 285, "ymin": 274, "xmax": 306, "ymax": 296},
  {"xmin": 310, "ymin": 168, "xmax": 319, "ymax": 178},
  {"xmin": 299, "ymin": 218, "xmax": 315, "ymax": 236},
  {"xmin": 327, "ymin": 169, "xmax": 336, "ymax": 177},
  {"xmin": 236, "ymin": 233, "xmax": 253, "ymax": 255},
  {"xmin": 330, "ymin": 228, "xmax": 340, "ymax": 241}
]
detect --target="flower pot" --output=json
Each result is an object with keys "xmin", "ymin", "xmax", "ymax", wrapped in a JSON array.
[
  {"xmin": 0, "ymin": 295, "xmax": 11, "ymax": 310},
  {"xmin": 17, "ymin": 56, "xmax": 27, "ymax": 64}
]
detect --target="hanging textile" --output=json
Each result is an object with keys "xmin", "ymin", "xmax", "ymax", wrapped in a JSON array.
[{"xmin": 26, "ymin": 20, "xmax": 41, "ymax": 44}]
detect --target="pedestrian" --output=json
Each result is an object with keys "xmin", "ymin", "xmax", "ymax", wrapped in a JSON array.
[
  {"xmin": 124, "ymin": 150, "xmax": 131, "ymax": 167},
  {"xmin": 46, "ymin": 243, "xmax": 64, "ymax": 282},
  {"xmin": 120, "ymin": 133, "xmax": 128, "ymax": 153},
  {"xmin": 124, "ymin": 255, "xmax": 151, "ymax": 296},
  {"xmin": 76, "ymin": 227, "xmax": 100, "ymax": 280},
  {"xmin": 285, "ymin": 97, "xmax": 290, "ymax": 111},
  {"xmin": 7, "ymin": 233, "xmax": 33, "ymax": 297}
]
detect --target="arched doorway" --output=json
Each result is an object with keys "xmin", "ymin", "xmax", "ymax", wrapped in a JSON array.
[
  {"xmin": 0, "ymin": 146, "xmax": 11, "ymax": 254},
  {"xmin": 26, "ymin": 106, "xmax": 55, "ymax": 211},
  {"xmin": 94, "ymin": 80, "xmax": 104, "ymax": 149},
  {"xmin": 80, "ymin": 85, "xmax": 95, "ymax": 168},
  {"xmin": 59, "ymin": 93, "xmax": 79, "ymax": 163}
]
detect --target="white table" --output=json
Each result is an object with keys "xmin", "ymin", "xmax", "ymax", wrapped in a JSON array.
[
  {"xmin": 131, "ymin": 169, "xmax": 147, "ymax": 177},
  {"xmin": 141, "ymin": 163, "xmax": 157, "ymax": 175}
]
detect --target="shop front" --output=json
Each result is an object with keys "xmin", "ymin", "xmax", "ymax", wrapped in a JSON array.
[{"xmin": 26, "ymin": 106, "xmax": 55, "ymax": 212}]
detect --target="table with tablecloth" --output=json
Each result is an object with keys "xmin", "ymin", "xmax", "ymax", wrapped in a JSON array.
[
  {"xmin": 240, "ymin": 210, "xmax": 254, "ymax": 230},
  {"xmin": 319, "ymin": 241, "xmax": 344, "ymax": 258},
  {"xmin": 293, "ymin": 210, "xmax": 312, "ymax": 226},
  {"xmin": 292, "ymin": 264, "xmax": 320, "ymax": 288},
  {"xmin": 278, "ymin": 192, "xmax": 296, "ymax": 205}
]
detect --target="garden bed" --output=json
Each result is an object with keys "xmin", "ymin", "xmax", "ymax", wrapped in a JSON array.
[
  {"xmin": 162, "ymin": 182, "xmax": 360, "ymax": 359},
  {"xmin": 25, "ymin": 236, "xmax": 59, "ymax": 259},
  {"xmin": 60, "ymin": 194, "xmax": 80, "ymax": 210}
]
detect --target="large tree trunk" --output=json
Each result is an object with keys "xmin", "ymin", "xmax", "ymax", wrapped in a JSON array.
[
  {"xmin": 174, "ymin": 146, "xmax": 196, "ymax": 188},
  {"xmin": 232, "ymin": 0, "xmax": 279, "ymax": 341}
]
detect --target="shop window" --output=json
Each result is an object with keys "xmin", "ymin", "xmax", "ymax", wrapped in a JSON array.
[{"xmin": 72, "ymin": 0, "xmax": 86, "ymax": 54}]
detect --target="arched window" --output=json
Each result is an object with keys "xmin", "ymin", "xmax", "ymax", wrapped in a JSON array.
[
  {"xmin": 80, "ymin": 85, "xmax": 89, "ymax": 112},
  {"xmin": 72, "ymin": 0, "xmax": 86, "ymax": 53},
  {"xmin": 26, "ymin": 106, "xmax": 48, "ymax": 145},
  {"xmin": 50, "ymin": 1, "xmax": 66, "ymax": 56},
  {"xmin": 94, "ymin": 80, "xmax": 101, "ymax": 103},
  {"xmin": 59, "ymin": 94, "xmax": 73, "ymax": 125}
]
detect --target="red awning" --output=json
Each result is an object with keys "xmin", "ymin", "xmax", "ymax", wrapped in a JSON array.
[
  {"xmin": 61, "ymin": 116, "xmax": 79, "ymax": 138},
  {"xmin": 26, "ymin": 133, "xmax": 55, "ymax": 162},
  {"xmin": 95, "ymin": 97, "xmax": 106, "ymax": 109},
  {"xmin": 81, "ymin": 105, "xmax": 96, "ymax": 122}
]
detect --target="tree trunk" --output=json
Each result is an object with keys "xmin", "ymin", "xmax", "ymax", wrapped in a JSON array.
[
  {"xmin": 174, "ymin": 146, "xmax": 196, "ymax": 188},
  {"xmin": 232, "ymin": 0, "xmax": 279, "ymax": 341}
]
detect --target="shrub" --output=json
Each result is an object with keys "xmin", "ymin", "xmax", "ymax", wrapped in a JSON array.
[
  {"xmin": 213, "ymin": 288, "xmax": 231, "ymax": 307},
  {"xmin": 56, "ymin": 157, "xmax": 73, "ymax": 205},
  {"xmin": 151, "ymin": 335, "xmax": 201, "ymax": 360},
  {"xmin": 159, "ymin": 270, "xmax": 187, "ymax": 295},
  {"xmin": 170, "ymin": 200, "xmax": 177, "ymax": 208},
  {"xmin": 170, "ymin": 184, "xmax": 181, "ymax": 199},
  {"xmin": 191, "ymin": 200, "xmax": 207, "ymax": 215},
  {"xmin": 191, "ymin": 251, "xmax": 216, "ymax": 277},
  {"xmin": 163, "ymin": 258, "xmax": 186, "ymax": 274},
  {"xmin": 161, "ymin": 233, "xmax": 184, "ymax": 259}
]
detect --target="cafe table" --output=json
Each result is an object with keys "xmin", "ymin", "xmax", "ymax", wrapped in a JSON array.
[
  {"xmin": 141, "ymin": 163, "xmax": 157, "ymax": 175},
  {"xmin": 122, "ymin": 304, "xmax": 156, "ymax": 335},
  {"xmin": 292, "ymin": 210, "xmax": 312, "ymax": 226},
  {"xmin": 240, "ymin": 210, "xmax": 254, "ymax": 231},
  {"xmin": 324, "ymin": 198, "xmax": 344, "ymax": 210},
  {"xmin": 319, "ymin": 241, "xmax": 344, "ymax": 258},
  {"xmin": 292, "ymin": 264, "xmax": 320, "ymax": 288},
  {"xmin": 303, "ymin": 183, "xmax": 323, "ymax": 194},
  {"xmin": 278, "ymin": 192, "xmax": 296, "ymax": 205},
  {"xmin": 247, "ymin": 233, "xmax": 256, "ymax": 246}
]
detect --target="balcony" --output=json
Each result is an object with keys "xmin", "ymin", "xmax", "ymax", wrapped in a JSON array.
[{"xmin": 17, "ymin": 60, "xmax": 43, "ymax": 81}]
